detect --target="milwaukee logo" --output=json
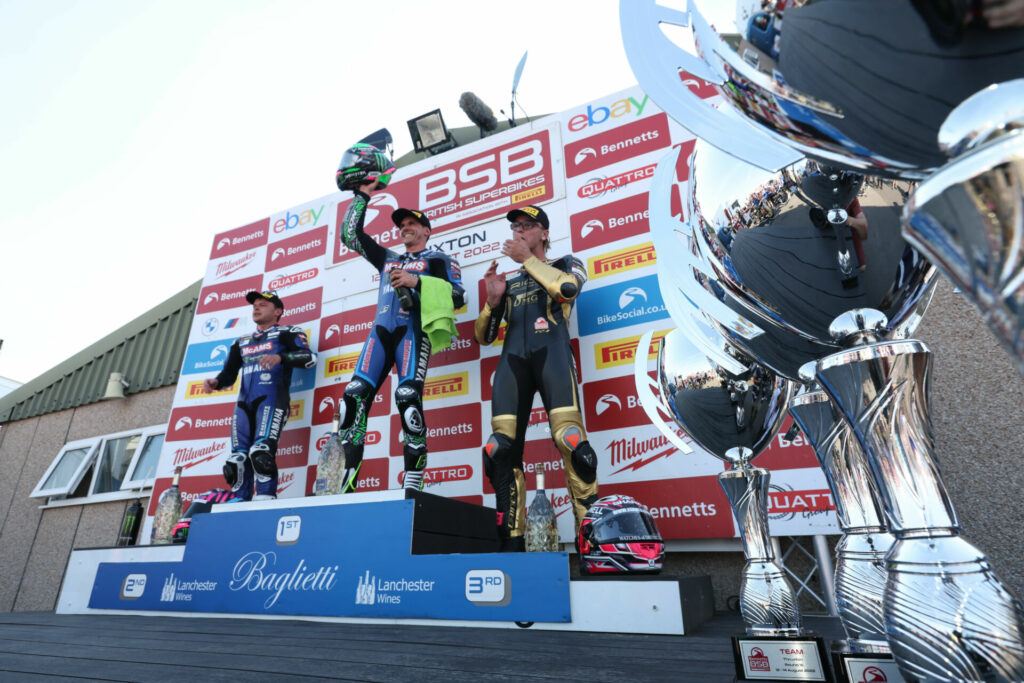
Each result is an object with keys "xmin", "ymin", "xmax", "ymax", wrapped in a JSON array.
[
  {"xmin": 325, "ymin": 352, "xmax": 359, "ymax": 377},
  {"xmin": 215, "ymin": 250, "xmax": 257, "ymax": 279},
  {"xmin": 595, "ymin": 329, "xmax": 669, "ymax": 370},
  {"xmin": 588, "ymin": 242, "xmax": 657, "ymax": 280},
  {"xmin": 186, "ymin": 380, "xmax": 237, "ymax": 399},
  {"xmin": 577, "ymin": 163, "xmax": 656, "ymax": 199},
  {"xmin": 609, "ymin": 434, "xmax": 671, "ymax": 467},
  {"xmin": 173, "ymin": 440, "xmax": 228, "ymax": 467},
  {"xmin": 268, "ymin": 267, "xmax": 318, "ymax": 291},
  {"xmin": 424, "ymin": 372, "xmax": 469, "ymax": 400}
]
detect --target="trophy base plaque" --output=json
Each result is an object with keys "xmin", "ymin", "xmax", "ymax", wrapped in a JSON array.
[
  {"xmin": 732, "ymin": 634, "xmax": 833, "ymax": 682},
  {"xmin": 830, "ymin": 645, "xmax": 903, "ymax": 683}
]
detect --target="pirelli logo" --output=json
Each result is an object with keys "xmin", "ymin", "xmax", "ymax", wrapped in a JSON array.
[
  {"xmin": 185, "ymin": 379, "xmax": 237, "ymax": 399},
  {"xmin": 587, "ymin": 242, "xmax": 657, "ymax": 280},
  {"xmin": 325, "ymin": 352, "xmax": 360, "ymax": 378},
  {"xmin": 290, "ymin": 399, "xmax": 304, "ymax": 420},
  {"xmin": 513, "ymin": 185, "xmax": 546, "ymax": 204},
  {"xmin": 424, "ymin": 371, "xmax": 469, "ymax": 401},
  {"xmin": 595, "ymin": 329, "xmax": 672, "ymax": 370}
]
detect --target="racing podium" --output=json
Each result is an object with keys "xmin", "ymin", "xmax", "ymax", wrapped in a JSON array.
[{"xmin": 57, "ymin": 490, "xmax": 713, "ymax": 635}]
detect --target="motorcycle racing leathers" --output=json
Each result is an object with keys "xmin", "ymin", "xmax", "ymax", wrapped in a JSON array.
[
  {"xmin": 212, "ymin": 325, "xmax": 316, "ymax": 500},
  {"xmin": 475, "ymin": 254, "xmax": 599, "ymax": 549},
  {"xmin": 338, "ymin": 191, "xmax": 465, "ymax": 491}
]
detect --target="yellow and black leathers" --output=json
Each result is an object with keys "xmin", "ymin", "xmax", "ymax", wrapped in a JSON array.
[{"xmin": 476, "ymin": 254, "xmax": 599, "ymax": 547}]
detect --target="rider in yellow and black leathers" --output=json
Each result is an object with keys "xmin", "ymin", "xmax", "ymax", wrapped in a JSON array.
[{"xmin": 475, "ymin": 204, "xmax": 599, "ymax": 551}]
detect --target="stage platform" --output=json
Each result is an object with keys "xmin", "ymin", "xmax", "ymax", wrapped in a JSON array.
[{"xmin": 0, "ymin": 610, "xmax": 844, "ymax": 682}]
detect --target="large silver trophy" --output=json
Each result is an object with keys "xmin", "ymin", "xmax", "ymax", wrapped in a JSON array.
[
  {"xmin": 623, "ymin": 1, "xmax": 1024, "ymax": 681},
  {"xmin": 651, "ymin": 327, "xmax": 837, "ymax": 679}
]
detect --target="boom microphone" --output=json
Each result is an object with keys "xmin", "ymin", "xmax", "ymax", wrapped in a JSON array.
[{"xmin": 459, "ymin": 92, "xmax": 498, "ymax": 133}]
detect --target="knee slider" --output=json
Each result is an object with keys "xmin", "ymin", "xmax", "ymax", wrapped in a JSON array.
[
  {"xmin": 395, "ymin": 384, "xmax": 424, "ymax": 436},
  {"xmin": 250, "ymin": 443, "xmax": 277, "ymax": 478},
  {"xmin": 483, "ymin": 433, "xmax": 515, "ymax": 470},
  {"xmin": 555, "ymin": 423, "xmax": 597, "ymax": 484},
  {"xmin": 340, "ymin": 378, "xmax": 371, "ymax": 428},
  {"xmin": 223, "ymin": 452, "xmax": 247, "ymax": 489}
]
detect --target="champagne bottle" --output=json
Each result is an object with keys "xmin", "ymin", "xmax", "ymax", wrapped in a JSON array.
[
  {"xmin": 525, "ymin": 469, "xmax": 558, "ymax": 552},
  {"xmin": 151, "ymin": 467, "xmax": 183, "ymax": 545},
  {"xmin": 314, "ymin": 414, "xmax": 344, "ymax": 495}
]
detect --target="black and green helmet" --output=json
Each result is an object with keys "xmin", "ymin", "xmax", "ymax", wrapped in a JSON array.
[{"xmin": 336, "ymin": 143, "xmax": 396, "ymax": 191}]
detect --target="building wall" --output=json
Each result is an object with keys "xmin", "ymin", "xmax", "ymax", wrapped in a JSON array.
[{"xmin": 0, "ymin": 386, "xmax": 171, "ymax": 612}]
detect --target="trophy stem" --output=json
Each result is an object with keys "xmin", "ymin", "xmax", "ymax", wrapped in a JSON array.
[
  {"xmin": 790, "ymin": 389, "xmax": 892, "ymax": 650},
  {"xmin": 815, "ymin": 339, "xmax": 1024, "ymax": 682},
  {"xmin": 719, "ymin": 465, "xmax": 803, "ymax": 637}
]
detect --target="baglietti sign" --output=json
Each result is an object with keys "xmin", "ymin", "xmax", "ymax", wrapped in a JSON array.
[{"xmin": 89, "ymin": 500, "xmax": 570, "ymax": 622}]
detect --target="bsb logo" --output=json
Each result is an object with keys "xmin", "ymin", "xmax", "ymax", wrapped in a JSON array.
[
  {"xmin": 197, "ymin": 275, "xmax": 264, "ymax": 314},
  {"xmin": 567, "ymin": 93, "xmax": 652, "ymax": 133},
  {"xmin": 565, "ymin": 113, "xmax": 670, "ymax": 178},
  {"xmin": 576, "ymin": 274, "xmax": 668, "ymax": 337},
  {"xmin": 210, "ymin": 218, "xmax": 269, "ymax": 259},
  {"xmin": 272, "ymin": 204, "xmax": 325, "ymax": 235},
  {"xmin": 587, "ymin": 242, "xmax": 657, "ymax": 280},
  {"xmin": 266, "ymin": 225, "xmax": 328, "ymax": 270},
  {"xmin": 570, "ymin": 192, "xmax": 651, "ymax": 252}
]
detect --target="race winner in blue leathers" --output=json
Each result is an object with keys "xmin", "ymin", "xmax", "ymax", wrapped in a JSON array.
[
  {"xmin": 337, "ymin": 179, "xmax": 465, "ymax": 492},
  {"xmin": 203, "ymin": 290, "xmax": 317, "ymax": 500}
]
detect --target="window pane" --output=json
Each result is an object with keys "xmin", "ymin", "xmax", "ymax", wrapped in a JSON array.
[
  {"xmin": 41, "ymin": 447, "xmax": 91, "ymax": 491},
  {"xmin": 93, "ymin": 435, "xmax": 140, "ymax": 494},
  {"xmin": 129, "ymin": 434, "xmax": 164, "ymax": 483}
]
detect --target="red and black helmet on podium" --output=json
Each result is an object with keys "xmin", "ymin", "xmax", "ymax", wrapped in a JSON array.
[{"xmin": 577, "ymin": 494, "xmax": 665, "ymax": 574}]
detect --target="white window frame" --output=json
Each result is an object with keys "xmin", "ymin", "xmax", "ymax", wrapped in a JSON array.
[
  {"xmin": 31, "ymin": 423, "xmax": 167, "ymax": 503},
  {"xmin": 30, "ymin": 437, "xmax": 100, "ymax": 499}
]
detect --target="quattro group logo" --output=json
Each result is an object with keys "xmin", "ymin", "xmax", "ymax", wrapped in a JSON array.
[
  {"xmin": 576, "ymin": 274, "xmax": 667, "ymax": 336},
  {"xmin": 565, "ymin": 113, "xmax": 670, "ymax": 178},
  {"xmin": 576, "ymin": 163, "xmax": 657, "ymax": 200},
  {"xmin": 210, "ymin": 218, "xmax": 269, "ymax": 259}
]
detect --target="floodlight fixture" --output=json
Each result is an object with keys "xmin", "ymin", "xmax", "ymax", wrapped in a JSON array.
[{"xmin": 407, "ymin": 109, "xmax": 456, "ymax": 155}]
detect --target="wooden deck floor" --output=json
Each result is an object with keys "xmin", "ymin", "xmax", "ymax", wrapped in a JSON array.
[{"xmin": 0, "ymin": 611, "xmax": 844, "ymax": 682}]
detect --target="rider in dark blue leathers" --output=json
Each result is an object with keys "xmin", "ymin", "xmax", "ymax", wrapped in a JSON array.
[
  {"xmin": 204, "ymin": 290, "xmax": 317, "ymax": 500},
  {"xmin": 337, "ymin": 180, "xmax": 465, "ymax": 492}
]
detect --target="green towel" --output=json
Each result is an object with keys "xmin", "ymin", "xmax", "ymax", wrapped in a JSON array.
[{"xmin": 419, "ymin": 275, "xmax": 457, "ymax": 353}]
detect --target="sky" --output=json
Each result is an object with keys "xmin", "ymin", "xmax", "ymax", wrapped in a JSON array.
[{"xmin": 0, "ymin": 0, "xmax": 671, "ymax": 385}]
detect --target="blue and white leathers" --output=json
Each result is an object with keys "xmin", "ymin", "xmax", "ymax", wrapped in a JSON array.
[
  {"xmin": 213, "ymin": 325, "xmax": 316, "ymax": 500},
  {"xmin": 337, "ymin": 191, "xmax": 465, "ymax": 491}
]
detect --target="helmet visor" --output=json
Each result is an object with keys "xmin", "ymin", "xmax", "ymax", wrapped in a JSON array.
[{"xmin": 590, "ymin": 508, "xmax": 661, "ymax": 544}]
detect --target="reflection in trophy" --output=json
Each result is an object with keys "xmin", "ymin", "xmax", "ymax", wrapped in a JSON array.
[
  {"xmin": 789, "ymin": 379, "xmax": 893, "ymax": 656},
  {"xmin": 651, "ymin": 327, "xmax": 836, "ymax": 675}
]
